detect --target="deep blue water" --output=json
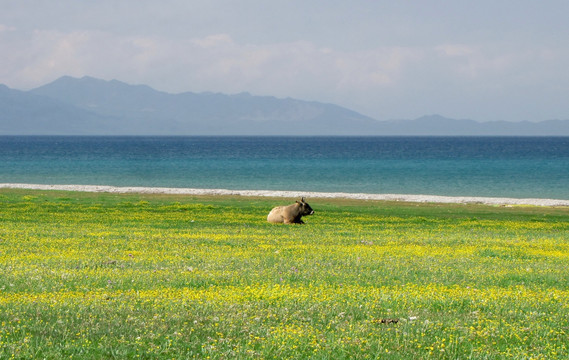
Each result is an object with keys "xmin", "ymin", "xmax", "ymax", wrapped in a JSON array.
[{"xmin": 1, "ymin": 136, "xmax": 568, "ymax": 199}]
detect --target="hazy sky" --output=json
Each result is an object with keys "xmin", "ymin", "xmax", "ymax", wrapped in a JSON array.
[{"xmin": 2, "ymin": 1, "xmax": 569, "ymax": 122}]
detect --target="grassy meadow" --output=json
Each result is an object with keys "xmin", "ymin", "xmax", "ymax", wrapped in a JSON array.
[{"xmin": 1, "ymin": 189, "xmax": 569, "ymax": 359}]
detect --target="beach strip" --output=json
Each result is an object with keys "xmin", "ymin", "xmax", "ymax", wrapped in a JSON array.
[{"xmin": 2, "ymin": 183, "xmax": 569, "ymax": 207}]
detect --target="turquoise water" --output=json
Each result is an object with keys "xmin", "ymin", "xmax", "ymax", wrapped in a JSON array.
[{"xmin": 1, "ymin": 136, "xmax": 568, "ymax": 199}]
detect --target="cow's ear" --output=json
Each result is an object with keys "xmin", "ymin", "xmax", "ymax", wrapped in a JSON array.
[{"xmin": 301, "ymin": 197, "xmax": 305, "ymax": 202}]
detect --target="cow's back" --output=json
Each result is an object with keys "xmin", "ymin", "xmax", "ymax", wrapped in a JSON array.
[{"xmin": 267, "ymin": 206, "xmax": 286, "ymax": 223}]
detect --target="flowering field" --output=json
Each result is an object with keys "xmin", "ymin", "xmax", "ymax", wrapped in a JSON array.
[{"xmin": 1, "ymin": 189, "xmax": 569, "ymax": 359}]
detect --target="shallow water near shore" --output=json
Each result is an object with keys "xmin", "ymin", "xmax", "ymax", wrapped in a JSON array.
[{"xmin": 1, "ymin": 136, "xmax": 568, "ymax": 200}]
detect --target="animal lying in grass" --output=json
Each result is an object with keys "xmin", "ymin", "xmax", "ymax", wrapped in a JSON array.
[{"xmin": 267, "ymin": 197, "xmax": 315, "ymax": 224}]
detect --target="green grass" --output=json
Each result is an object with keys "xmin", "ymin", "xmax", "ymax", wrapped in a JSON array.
[{"xmin": 1, "ymin": 189, "xmax": 569, "ymax": 359}]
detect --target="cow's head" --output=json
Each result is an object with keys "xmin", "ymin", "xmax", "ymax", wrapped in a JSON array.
[{"xmin": 297, "ymin": 197, "xmax": 315, "ymax": 216}]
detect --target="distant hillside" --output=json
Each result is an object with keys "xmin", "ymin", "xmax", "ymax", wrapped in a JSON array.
[
  {"xmin": 376, "ymin": 115, "xmax": 569, "ymax": 136},
  {"xmin": 1, "ymin": 76, "xmax": 568, "ymax": 135},
  {"xmin": 0, "ymin": 83, "xmax": 117, "ymax": 135},
  {"xmin": 24, "ymin": 76, "xmax": 380, "ymax": 135}
]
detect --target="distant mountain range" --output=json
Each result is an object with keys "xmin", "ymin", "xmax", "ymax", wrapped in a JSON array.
[{"xmin": 1, "ymin": 76, "xmax": 568, "ymax": 135}]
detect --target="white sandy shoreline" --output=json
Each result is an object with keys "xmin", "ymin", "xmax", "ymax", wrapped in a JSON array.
[{"xmin": 2, "ymin": 183, "xmax": 569, "ymax": 207}]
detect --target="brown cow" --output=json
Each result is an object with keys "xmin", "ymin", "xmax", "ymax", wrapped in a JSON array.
[{"xmin": 267, "ymin": 197, "xmax": 315, "ymax": 224}]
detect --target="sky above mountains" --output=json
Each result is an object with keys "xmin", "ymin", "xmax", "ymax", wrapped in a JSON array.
[{"xmin": 1, "ymin": 1, "xmax": 569, "ymax": 122}]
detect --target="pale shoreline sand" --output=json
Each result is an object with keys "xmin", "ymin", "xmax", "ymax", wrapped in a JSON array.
[{"xmin": 2, "ymin": 183, "xmax": 569, "ymax": 207}]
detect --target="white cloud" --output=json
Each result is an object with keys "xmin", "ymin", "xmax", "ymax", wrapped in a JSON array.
[
  {"xmin": 1, "ymin": 27, "xmax": 425, "ymax": 97},
  {"xmin": 0, "ymin": 24, "xmax": 16, "ymax": 32},
  {"xmin": 191, "ymin": 34, "xmax": 233, "ymax": 48},
  {"xmin": 435, "ymin": 44, "xmax": 475, "ymax": 57},
  {"xmin": 170, "ymin": 35, "xmax": 424, "ymax": 99}
]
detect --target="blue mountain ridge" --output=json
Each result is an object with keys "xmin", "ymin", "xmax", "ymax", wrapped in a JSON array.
[{"xmin": 1, "ymin": 76, "xmax": 568, "ymax": 135}]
